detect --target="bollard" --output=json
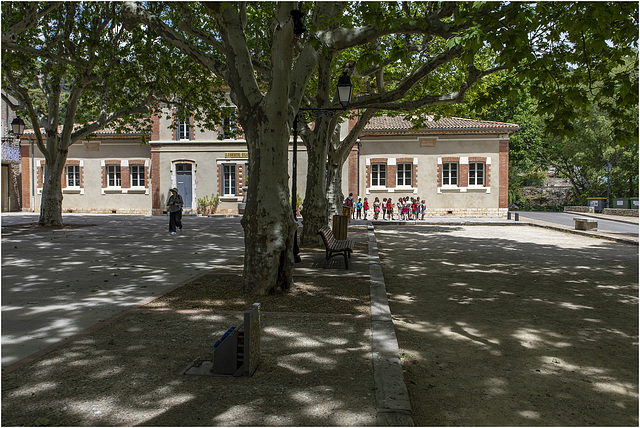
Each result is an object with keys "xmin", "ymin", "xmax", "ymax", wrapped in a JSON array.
[
  {"xmin": 507, "ymin": 212, "xmax": 512, "ymax": 220},
  {"xmin": 515, "ymin": 213, "xmax": 520, "ymax": 221}
]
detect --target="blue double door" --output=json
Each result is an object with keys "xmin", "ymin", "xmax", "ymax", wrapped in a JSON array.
[{"xmin": 176, "ymin": 163, "xmax": 192, "ymax": 209}]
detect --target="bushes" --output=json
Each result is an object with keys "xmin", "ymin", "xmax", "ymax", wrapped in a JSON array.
[{"xmin": 197, "ymin": 194, "xmax": 219, "ymax": 215}]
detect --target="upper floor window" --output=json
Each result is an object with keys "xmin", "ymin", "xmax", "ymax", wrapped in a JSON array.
[
  {"xmin": 443, "ymin": 162, "xmax": 458, "ymax": 186},
  {"xmin": 397, "ymin": 163, "xmax": 412, "ymax": 186},
  {"xmin": 221, "ymin": 107, "xmax": 237, "ymax": 139},
  {"xmin": 469, "ymin": 162, "xmax": 485, "ymax": 186},
  {"xmin": 66, "ymin": 165, "xmax": 80, "ymax": 187},
  {"xmin": 131, "ymin": 164, "xmax": 145, "ymax": 187},
  {"xmin": 177, "ymin": 119, "xmax": 191, "ymax": 140},
  {"xmin": 371, "ymin": 163, "xmax": 386, "ymax": 187},
  {"xmin": 107, "ymin": 165, "xmax": 121, "ymax": 187}
]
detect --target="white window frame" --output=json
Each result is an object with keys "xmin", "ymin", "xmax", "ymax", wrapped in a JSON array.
[
  {"xmin": 469, "ymin": 162, "xmax": 485, "ymax": 187},
  {"xmin": 107, "ymin": 165, "xmax": 121, "ymax": 187},
  {"xmin": 130, "ymin": 164, "xmax": 145, "ymax": 187},
  {"xmin": 371, "ymin": 163, "xmax": 386, "ymax": 187},
  {"xmin": 177, "ymin": 119, "xmax": 191, "ymax": 141},
  {"xmin": 397, "ymin": 163, "xmax": 412, "ymax": 187},
  {"xmin": 66, "ymin": 165, "xmax": 80, "ymax": 188},
  {"xmin": 442, "ymin": 162, "xmax": 458, "ymax": 187},
  {"xmin": 222, "ymin": 164, "xmax": 236, "ymax": 196}
]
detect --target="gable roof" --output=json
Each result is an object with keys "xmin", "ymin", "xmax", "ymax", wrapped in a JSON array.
[
  {"xmin": 362, "ymin": 114, "xmax": 519, "ymax": 135},
  {"xmin": 23, "ymin": 122, "xmax": 147, "ymax": 137}
]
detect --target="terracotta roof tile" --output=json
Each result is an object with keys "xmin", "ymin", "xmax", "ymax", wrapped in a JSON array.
[
  {"xmin": 362, "ymin": 114, "xmax": 519, "ymax": 135},
  {"xmin": 24, "ymin": 122, "xmax": 145, "ymax": 136}
]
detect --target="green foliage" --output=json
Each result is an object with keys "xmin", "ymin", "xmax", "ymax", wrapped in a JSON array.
[{"xmin": 197, "ymin": 194, "xmax": 219, "ymax": 209}]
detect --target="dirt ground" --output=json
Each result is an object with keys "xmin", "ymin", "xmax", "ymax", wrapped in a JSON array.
[
  {"xmin": 376, "ymin": 225, "xmax": 639, "ymax": 426},
  {"xmin": 1, "ymin": 249, "xmax": 377, "ymax": 427}
]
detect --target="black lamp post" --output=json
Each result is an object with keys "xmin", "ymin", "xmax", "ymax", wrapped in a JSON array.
[
  {"xmin": 291, "ymin": 71, "xmax": 353, "ymax": 263},
  {"xmin": 605, "ymin": 162, "xmax": 612, "ymax": 209},
  {"xmin": 11, "ymin": 116, "xmax": 25, "ymax": 136}
]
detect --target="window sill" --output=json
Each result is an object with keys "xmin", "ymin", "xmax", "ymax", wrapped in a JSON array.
[
  {"xmin": 124, "ymin": 188, "xmax": 149, "ymax": 195},
  {"xmin": 63, "ymin": 188, "xmax": 84, "ymax": 195},
  {"xmin": 438, "ymin": 186, "xmax": 491, "ymax": 194},
  {"xmin": 366, "ymin": 186, "xmax": 417, "ymax": 194},
  {"xmin": 102, "ymin": 187, "xmax": 123, "ymax": 194},
  {"xmin": 220, "ymin": 196, "xmax": 240, "ymax": 202}
]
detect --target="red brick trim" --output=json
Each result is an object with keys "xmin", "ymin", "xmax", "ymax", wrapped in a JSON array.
[
  {"xmin": 102, "ymin": 160, "xmax": 122, "ymax": 188},
  {"xmin": 128, "ymin": 160, "xmax": 148, "ymax": 188},
  {"xmin": 348, "ymin": 148, "xmax": 358, "ymax": 196},
  {"xmin": 63, "ymin": 161, "xmax": 83, "ymax": 189},
  {"xmin": 459, "ymin": 163, "xmax": 469, "ymax": 187},
  {"xmin": 439, "ymin": 157, "xmax": 460, "ymax": 187},
  {"xmin": 387, "ymin": 164, "xmax": 397, "ymax": 188},
  {"xmin": 369, "ymin": 158, "xmax": 388, "ymax": 188},
  {"xmin": 151, "ymin": 151, "xmax": 161, "ymax": 210},
  {"xmin": 151, "ymin": 113, "xmax": 160, "ymax": 141},
  {"xmin": 20, "ymin": 145, "xmax": 30, "ymax": 210}
]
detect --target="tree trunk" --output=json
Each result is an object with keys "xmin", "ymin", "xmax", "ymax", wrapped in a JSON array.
[
  {"xmin": 240, "ymin": 112, "xmax": 296, "ymax": 295},
  {"xmin": 38, "ymin": 152, "xmax": 66, "ymax": 227},
  {"xmin": 326, "ymin": 148, "xmax": 350, "ymax": 218},
  {"xmin": 300, "ymin": 116, "xmax": 337, "ymax": 247}
]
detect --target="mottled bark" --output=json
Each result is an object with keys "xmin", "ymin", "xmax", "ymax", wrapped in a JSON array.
[
  {"xmin": 38, "ymin": 142, "xmax": 66, "ymax": 227},
  {"xmin": 300, "ymin": 115, "xmax": 337, "ymax": 247},
  {"xmin": 241, "ymin": 111, "xmax": 296, "ymax": 295}
]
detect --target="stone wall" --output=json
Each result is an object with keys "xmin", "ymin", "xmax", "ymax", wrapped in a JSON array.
[
  {"xmin": 602, "ymin": 208, "xmax": 639, "ymax": 217},
  {"xmin": 564, "ymin": 206, "xmax": 594, "ymax": 213},
  {"xmin": 520, "ymin": 185, "xmax": 572, "ymax": 207}
]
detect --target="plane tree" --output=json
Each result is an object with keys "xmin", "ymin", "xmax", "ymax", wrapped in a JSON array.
[
  {"xmin": 299, "ymin": 1, "xmax": 638, "ymax": 237},
  {"xmin": 120, "ymin": 1, "xmax": 638, "ymax": 295},
  {"xmin": 121, "ymin": 1, "xmax": 485, "ymax": 295},
  {"xmin": 1, "ymin": 1, "xmax": 221, "ymax": 227}
]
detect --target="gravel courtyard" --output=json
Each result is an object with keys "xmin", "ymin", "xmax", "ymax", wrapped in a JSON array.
[{"xmin": 376, "ymin": 225, "xmax": 638, "ymax": 426}]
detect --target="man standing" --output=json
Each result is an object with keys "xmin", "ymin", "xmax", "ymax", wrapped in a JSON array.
[{"xmin": 167, "ymin": 187, "xmax": 183, "ymax": 235}]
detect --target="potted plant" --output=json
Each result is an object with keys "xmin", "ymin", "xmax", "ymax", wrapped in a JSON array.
[{"xmin": 197, "ymin": 194, "xmax": 219, "ymax": 216}]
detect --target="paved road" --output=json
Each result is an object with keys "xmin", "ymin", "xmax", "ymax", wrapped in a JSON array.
[
  {"xmin": 518, "ymin": 211, "xmax": 638, "ymax": 241},
  {"xmin": 1, "ymin": 213, "xmax": 245, "ymax": 368}
]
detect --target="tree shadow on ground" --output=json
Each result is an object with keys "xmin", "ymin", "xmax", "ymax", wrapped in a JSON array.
[
  {"xmin": 1, "ymin": 215, "xmax": 245, "ymax": 367},
  {"xmin": 2, "ymin": 219, "xmax": 377, "ymax": 426},
  {"xmin": 376, "ymin": 225, "xmax": 638, "ymax": 426},
  {"xmin": 1, "ymin": 309, "xmax": 376, "ymax": 426}
]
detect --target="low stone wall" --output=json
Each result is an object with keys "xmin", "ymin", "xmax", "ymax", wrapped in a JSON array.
[
  {"xmin": 64, "ymin": 208, "xmax": 153, "ymax": 215},
  {"xmin": 603, "ymin": 208, "xmax": 639, "ymax": 217},
  {"xmin": 564, "ymin": 206, "xmax": 594, "ymax": 213}
]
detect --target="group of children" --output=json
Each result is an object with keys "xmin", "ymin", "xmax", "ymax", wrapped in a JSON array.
[{"xmin": 353, "ymin": 196, "xmax": 426, "ymax": 221}]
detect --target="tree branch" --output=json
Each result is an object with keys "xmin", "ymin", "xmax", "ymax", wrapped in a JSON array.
[{"xmin": 2, "ymin": 2, "xmax": 63, "ymax": 42}]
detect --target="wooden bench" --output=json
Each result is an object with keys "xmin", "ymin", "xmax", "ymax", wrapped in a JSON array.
[
  {"xmin": 574, "ymin": 217, "xmax": 598, "ymax": 231},
  {"xmin": 317, "ymin": 225, "xmax": 354, "ymax": 269}
]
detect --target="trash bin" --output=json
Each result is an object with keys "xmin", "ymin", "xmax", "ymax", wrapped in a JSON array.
[
  {"xmin": 332, "ymin": 215, "xmax": 348, "ymax": 240},
  {"xmin": 612, "ymin": 198, "xmax": 629, "ymax": 209},
  {"xmin": 586, "ymin": 197, "xmax": 607, "ymax": 213}
]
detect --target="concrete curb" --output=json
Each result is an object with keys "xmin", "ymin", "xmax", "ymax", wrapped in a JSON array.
[{"xmin": 368, "ymin": 225, "xmax": 415, "ymax": 426}]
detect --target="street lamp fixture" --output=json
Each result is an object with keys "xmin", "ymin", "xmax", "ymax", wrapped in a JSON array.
[
  {"xmin": 605, "ymin": 162, "xmax": 613, "ymax": 209},
  {"xmin": 291, "ymin": 72, "xmax": 354, "ymax": 263},
  {"xmin": 337, "ymin": 71, "xmax": 353, "ymax": 108},
  {"xmin": 11, "ymin": 116, "xmax": 25, "ymax": 136}
]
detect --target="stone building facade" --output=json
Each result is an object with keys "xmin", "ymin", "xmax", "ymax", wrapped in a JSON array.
[{"xmin": 17, "ymin": 111, "xmax": 518, "ymax": 216}]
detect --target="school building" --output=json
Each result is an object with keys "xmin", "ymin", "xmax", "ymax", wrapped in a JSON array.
[{"xmin": 14, "ymin": 109, "xmax": 519, "ymax": 216}]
